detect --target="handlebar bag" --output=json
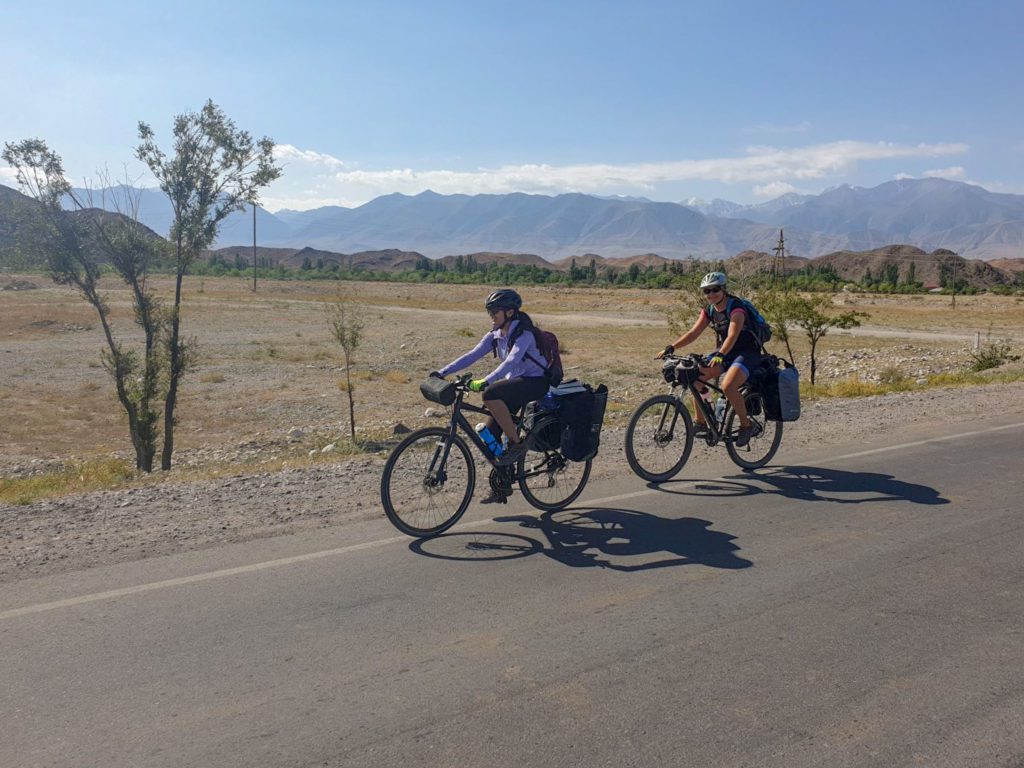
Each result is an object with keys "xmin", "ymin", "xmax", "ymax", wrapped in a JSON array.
[{"xmin": 420, "ymin": 377, "xmax": 457, "ymax": 406}]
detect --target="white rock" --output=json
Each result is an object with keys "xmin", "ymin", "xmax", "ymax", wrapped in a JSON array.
[
  {"xmin": 916, "ymin": 378, "xmax": 928, "ymax": 385},
  {"xmin": 424, "ymin": 407, "xmax": 440, "ymax": 417},
  {"xmin": 287, "ymin": 427, "xmax": 305, "ymax": 440},
  {"xmin": 321, "ymin": 443, "xmax": 336, "ymax": 454},
  {"xmin": 308, "ymin": 449, "xmax": 317, "ymax": 457}
]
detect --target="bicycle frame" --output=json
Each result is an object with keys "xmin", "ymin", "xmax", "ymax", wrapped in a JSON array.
[
  {"xmin": 427, "ymin": 377, "xmax": 562, "ymax": 489},
  {"xmin": 664, "ymin": 355, "xmax": 752, "ymax": 446}
]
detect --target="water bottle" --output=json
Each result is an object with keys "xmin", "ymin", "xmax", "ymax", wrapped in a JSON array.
[
  {"xmin": 475, "ymin": 423, "xmax": 504, "ymax": 457},
  {"xmin": 539, "ymin": 391, "xmax": 559, "ymax": 411},
  {"xmin": 714, "ymin": 397, "xmax": 727, "ymax": 425}
]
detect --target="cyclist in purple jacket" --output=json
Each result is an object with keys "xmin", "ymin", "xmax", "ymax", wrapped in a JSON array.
[{"xmin": 431, "ymin": 289, "xmax": 548, "ymax": 476}]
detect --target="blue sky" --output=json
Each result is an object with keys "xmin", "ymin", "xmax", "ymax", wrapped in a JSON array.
[{"xmin": 3, "ymin": 0, "xmax": 1022, "ymax": 211}]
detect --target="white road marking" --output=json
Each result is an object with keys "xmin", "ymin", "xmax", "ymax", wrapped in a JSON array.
[{"xmin": 4, "ymin": 421, "xmax": 1023, "ymax": 621}]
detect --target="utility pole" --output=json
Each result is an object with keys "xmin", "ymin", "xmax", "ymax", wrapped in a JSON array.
[
  {"xmin": 951, "ymin": 258, "xmax": 957, "ymax": 310},
  {"xmin": 772, "ymin": 229, "xmax": 786, "ymax": 287},
  {"xmin": 252, "ymin": 203, "xmax": 257, "ymax": 292}
]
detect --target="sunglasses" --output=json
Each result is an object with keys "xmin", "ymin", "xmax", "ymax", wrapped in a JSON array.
[{"xmin": 702, "ymin": 287, "xmax": 724, "ymax": 295}]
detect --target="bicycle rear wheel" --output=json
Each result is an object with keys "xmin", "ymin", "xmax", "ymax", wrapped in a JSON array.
[
  {"xmin": 518, "ymin": 451, "xmax": 591, "ymax": 512},
  {"xmin": 380, "ymin": 427, "xmax": 475, "ymax": 537},
  {"xmin": 624, "ymin": 394, "xmax": 694, "ymax": 482},
  {"xmin": 517, "ymin": 413, "xmax": 591, "ymax": 512},
  {"xmin": 724, "ymin": 393, "xmax": 783, "ymax": 470}
]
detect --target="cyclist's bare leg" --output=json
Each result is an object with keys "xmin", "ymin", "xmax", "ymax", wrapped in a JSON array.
[
  {"xmin": 693, "ymin": 363, "xmax": 724, "ymax": 425},
  {"xmin": 484, "ymin": 399, "xmax": 522, "ymax": 445},
  {"xmin": 721, "ymin": 365, "xmax": 750, "ymax": 427}
]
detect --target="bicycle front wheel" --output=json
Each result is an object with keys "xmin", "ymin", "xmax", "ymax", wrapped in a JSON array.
[
  {"xmin": 624, "ymin": 394, "xmax": 694, "ymax": 482},
  {"xmin": 517, "ymin": 413, "xmax": 591, "ymax": 512},
  {"xmin": 380, "ymin": 427, "xmax": 475, "ymax": 537},
  {"xmin": 724, "ymin": 394, "xmax": 783, "ymax": 470}
]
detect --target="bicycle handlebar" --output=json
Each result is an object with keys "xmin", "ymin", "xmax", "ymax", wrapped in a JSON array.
[{"xmin": 659, "ymin": 352, "xmax": 704, "ymax": 367}]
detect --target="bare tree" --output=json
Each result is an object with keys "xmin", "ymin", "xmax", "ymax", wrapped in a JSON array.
[
  {"xmin": 787, "ymin": 294, "xmax": 867, "ymax": 384},
  {"xmin": 135, "ymin": 100, "xmax": 281, "ymax": 469},
  {"xmin": 325, "ymin": 297, "xmax": 365, "ymax": 443},
  {"xmin": 2, "ymin": 140, "xmax": 168, "ymax": 470},
  {"xmin": 754, "ymin": 286, "xmax": 797, "ymax": 362}
]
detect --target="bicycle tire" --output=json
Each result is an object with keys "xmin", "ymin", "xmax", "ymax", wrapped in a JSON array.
[
  {"xmin": 724, "ymin": 394, "xmax": 783, "ymax": 470},
  {"xmin": 624, "ymin": 394, "xmax": 694, "ymax": 483},
  {"xmin": 380, "ymin": 427, "xmax": 476, "ymax": 537},
  {"xmin": 520, "ymin": 411, "xmax": 593, "ymax": 514}
]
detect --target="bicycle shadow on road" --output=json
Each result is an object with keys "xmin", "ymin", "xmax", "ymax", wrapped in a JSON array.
[
  {"xmin": 491, "ymin": 508, "xmax": 753, "ymax": 572},
  {"xmin": 738, "ymin": 465, "xmax": 950, "ymax": 505},
  {"xmin": 652, "ymin": 466, "xmax": 949, "ymax": 506}
]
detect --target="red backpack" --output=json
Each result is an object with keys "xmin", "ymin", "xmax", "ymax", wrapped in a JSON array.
[{"xmin": 492, "ymin": 326, "xmax": 564, "ymax": 386}]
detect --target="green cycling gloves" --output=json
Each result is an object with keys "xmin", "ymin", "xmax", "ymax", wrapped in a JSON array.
[{"xmin": 468, "ymin": 379, "xmax": 488, "ymax": 392}]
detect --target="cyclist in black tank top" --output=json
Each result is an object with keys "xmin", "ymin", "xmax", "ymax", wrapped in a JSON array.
[{"xmin": 655, "ymin": 271, "xmax": 765, "ymax": 447}]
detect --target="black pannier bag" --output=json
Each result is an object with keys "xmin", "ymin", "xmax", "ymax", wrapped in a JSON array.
[
  {"xmin": 559, "ymin": 383, "xmax": 608, "ymax": 462},
  {"xmin": 759, "ymin": 358, "xmax": 801, "ymax": 422},
  {"xmin": 419, "ymin": 376, "xmax": 457, "ymax": 406},
  {"xmin": 522, "ymin": 402, "xmax": 562, "ymax": 453}
]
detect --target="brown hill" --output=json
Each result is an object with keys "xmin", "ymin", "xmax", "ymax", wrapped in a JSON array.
[
  {"xmin": 437, "ymin": 252, "xmax": 553, "ymax": 270},
  {"xmin": 549, "ymin": 253, "xmax": 677, "ymax": 272},
  {"xmin": 988, "ymin": 258, "xmax": 1024, "ymax": 274},
  {"xmin": 810, "ymin": 245, "xmax": 1010, "ymax": 288},
  {"xmin": 207, "ymin": 245, "xmax": 299, "ymax": 266},
  {"xmin": 726, "ymin": 249, "xmax": 808, "ymax": 278},
  {"xmin": 205, "ymin": 246, "xmax": 426, "ymax": 271}
]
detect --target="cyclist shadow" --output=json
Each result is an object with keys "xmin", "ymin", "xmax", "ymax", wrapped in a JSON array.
[
  {"xmin": 494, "ymin": 508, "xmax": 752, "ymax": 572},
  {"xmin": 736, "ymin": 465, "xmax": 950, "ymax": 505},
  {"xmin": 653, "ymin": 466, "xmax": 949, "ymax": 506}
]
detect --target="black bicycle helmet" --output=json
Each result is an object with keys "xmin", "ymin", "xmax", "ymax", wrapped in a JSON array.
[{"xmin": 485, "ymin": 288, "xmax": 523, "ymax": 312}]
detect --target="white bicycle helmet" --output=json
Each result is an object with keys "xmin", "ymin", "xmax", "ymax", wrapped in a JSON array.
[{"xmin": 700, "ymin": 271, "xmax": 727, "ymax": 289}]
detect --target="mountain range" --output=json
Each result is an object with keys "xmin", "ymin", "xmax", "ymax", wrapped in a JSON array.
[{"xmin": 2, "ymin": 177, "xmax": 1023, "ymax": 262}]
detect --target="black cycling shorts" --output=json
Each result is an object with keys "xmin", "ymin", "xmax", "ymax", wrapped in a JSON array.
[{"xmin": 482, "ymin": 376, "xmax": 549, "ymax": 414}]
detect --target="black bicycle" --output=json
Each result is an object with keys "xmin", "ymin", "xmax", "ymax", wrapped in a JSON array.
[
  {"xmin": 624, "ymin": 353, "xmax": 783, "ymax": 482},
  {"xmin": 381, "ymin": 374, "xmax": 592, "ymax": 537}
]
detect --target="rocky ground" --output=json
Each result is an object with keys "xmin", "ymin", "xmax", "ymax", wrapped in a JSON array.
[
  {"xmin": 3, "ymin": 379, "xmax": 1023, "ymax": 584},
  {"xmin": 3, "ymin": 276, "xmax": 1023, "ymax": 583}
]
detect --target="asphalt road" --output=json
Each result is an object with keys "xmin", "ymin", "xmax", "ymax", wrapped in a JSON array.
[{"xmin": 2, "ymin": 420, "xmax": 1023, "ymax": 768}]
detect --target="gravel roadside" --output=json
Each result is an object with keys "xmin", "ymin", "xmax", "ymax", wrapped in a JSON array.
[{"xmin": 3, "ymin": 380, "xmax": 1023, "ymax": 584}]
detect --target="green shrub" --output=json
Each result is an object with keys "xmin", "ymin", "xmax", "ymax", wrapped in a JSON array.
[{"xmin": 969, "ymin": 340, "xmax": 1020, "ymax": 372}]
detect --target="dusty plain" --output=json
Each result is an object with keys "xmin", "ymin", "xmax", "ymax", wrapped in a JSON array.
[{"xmin": 2, "ymin": 275, "xmax": 1023, "ymax": 582}]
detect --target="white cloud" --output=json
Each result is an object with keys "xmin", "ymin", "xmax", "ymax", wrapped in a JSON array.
[
  {"xmin": 273, "ymin": 144, "xmax": 347, "ymax": 170},
  {"xmin": 895, "ymin": 166, "xmax": 967, "ymax": 181},
  {"xmin": 752, "ymin": 181, "xmax": 799, "ymax": 198},
  {"xmin": 0, "ymin": 165, "xmax": 20, "ymax": 185},
  {"xmin": 924, "ymin": 166, "xmax": 966, "ymax": 179},
  {"xmin": 264, "ymin": 139, "xmax": 970, "ymax": 210}
]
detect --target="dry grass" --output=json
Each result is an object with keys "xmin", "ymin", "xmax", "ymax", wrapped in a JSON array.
[
  {"xmin": 804, "ymin": 366, "xmax": 1024, "ymax": 400},
  {"xmin": 2, "ymin": 272, "xmax": 1022, "ymax": 486},
  {"xmin": 0, "ymin": 458, "xmax": 137, "ymax": 505}
]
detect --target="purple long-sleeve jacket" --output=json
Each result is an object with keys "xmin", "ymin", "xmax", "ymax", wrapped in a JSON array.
[{"xmin": 438, "ymin": 320, "xmax": 546, "ymax": 384}]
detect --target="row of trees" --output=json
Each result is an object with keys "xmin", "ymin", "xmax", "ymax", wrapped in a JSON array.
[
  {"xmin": 186, "ymin": 253, "xmax": 1022, "ymax": 294},
  {"xmin": 3, "ymin": 101, "xmax": 280, "ymax": 471}
]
